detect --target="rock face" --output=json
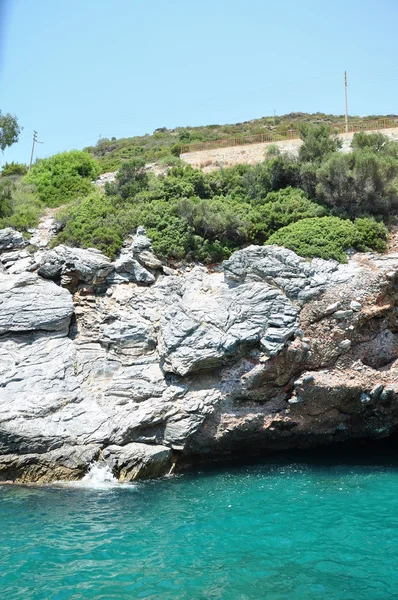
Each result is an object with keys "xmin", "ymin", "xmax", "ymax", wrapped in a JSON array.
[{"xmin": 2, "ymin": 228, "xmax": 398, "ymax": 483}]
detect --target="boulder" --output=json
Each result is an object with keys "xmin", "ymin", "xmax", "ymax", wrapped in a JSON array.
[
  {"xmin": 0, "ymin": 272, "xmax": 73, "ymax": 334},
  {"xmin": 113, "ymin": 255, "xmax": 155, "ymax": 284},
  {"xmin": 38, "ymin": 245, "xmax": 114, "ymax": 290},
  {"xmin": 103, "ymin": 443, "xmax": 172, "ymax": 481},
  {"xmin": 0, "ymin": 228, "xmax": 25, "ymax": 252}
]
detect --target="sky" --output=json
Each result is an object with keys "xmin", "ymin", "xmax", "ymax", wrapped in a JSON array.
[{"xmin": 0, "ymin": 0, "xmax": 397, "ymax": 166}]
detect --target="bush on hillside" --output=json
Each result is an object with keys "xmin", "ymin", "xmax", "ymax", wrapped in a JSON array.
[
  {"xmin": 1, "ymin": 162, "xmax": 28, "ymax": 176},
  {"xmin": 0, "ymin": 177, "xmax": 43, "ymax": 231},
  {"xmin": 351, "ymin": 131, "xmax": 391, "ymax": 154},
  {"xmin": 266, "ymin": 216, "xmax": 386, "ymax": 263},
  {"xmin": 54, "ymin": 190, "xmax": 124, "ymax": 258},
  {"xmin": 316, "ymin": 150, "xmax": 398, "ymax": 217},
  {"xmin": 25, "ymin": 150, "xmax": 100, "ymax": 207},
  {"xmin": 298, "ymin": 124, "xmax": 342, "ymax": 164},
  {"xmin": 250, "ymin": 187, "xmax": 326, "ymax": 242},
  {"xmin": 353, "ymin": 217, "xmax": 388, "ymax": 253}
]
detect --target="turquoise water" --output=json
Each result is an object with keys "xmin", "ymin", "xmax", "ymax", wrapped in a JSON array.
[{"xmin": 1, "ymin": 453, "xmax": 398, "ymax": 599}]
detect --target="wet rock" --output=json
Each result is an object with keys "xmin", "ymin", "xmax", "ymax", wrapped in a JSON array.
[{"xmin": 103, "ymin": 443, "xmax": 172, "ymax": 481}]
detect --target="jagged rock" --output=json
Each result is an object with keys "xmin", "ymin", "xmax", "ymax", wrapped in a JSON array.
[
  {"xmin": 0, "ymin": 228, "xmax": 25, "ymax": 252},
  {"xmin": 38, "ymin": 245, "xmax": 114, "ymax": 290},
  {"xmin": 136, "ymin": 249, "xmax": 163, "ymax": 270},
  {"xmin": 113, "ymin": 255, "xmax": 155, "ymax": 284},
  {"xmin": 0, "ymin": 272, "xmax": 73, "ymax": 334},
  {"xmin": 0, "ymin": 445, "xmax": 100, "ymax": 483},
  {"xmin": 1, "ymin": 243, "xmax": 398, "ymax": 483},
  {"xmin": 333, "ymin": 309, "xmax": 353, "ymax": 320},
  {"xmin": 7, "ymin": 256, "xmax": 37, "ymax": 274},
  {"xmin": 103, "ymin": 443, "xmax": 172, "ymax": 481},
  {"xmin": 158, "ymin": 270, "xmax": 299, "ymax": 375},
  {"xmin": 131, "ymin": 226, "xmax": 152, "ymax": 253},
  {"xmin": 223, "ymin": 245, "xmax": 355, "ymax": 303}
]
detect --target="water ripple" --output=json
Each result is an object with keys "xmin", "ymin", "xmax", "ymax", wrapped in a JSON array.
[{"xmin": 1, "ymin": 460, "xmax": 398, "ymax": 599}]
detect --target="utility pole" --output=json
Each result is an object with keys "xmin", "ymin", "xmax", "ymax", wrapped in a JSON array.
[
  {"xmin": 29, "ymin": 131, "xmax": 38, "ymax": 170},
  {"xmin": 344, "ymin": 71, "xmax": 349, "ymax": 133},
  {"xmin": 28, "ymin": 131, "xmax": 43, "ymax": 169}
]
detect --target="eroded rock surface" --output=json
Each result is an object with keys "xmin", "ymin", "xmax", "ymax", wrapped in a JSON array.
[{"xmin": 2, "ymin": 228, "xmax": 398, "ymax": 482}]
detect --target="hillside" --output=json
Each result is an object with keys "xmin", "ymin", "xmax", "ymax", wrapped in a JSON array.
[{"xmin": 84, "ymin": 112, "xmax": 397, "ymax": 173}]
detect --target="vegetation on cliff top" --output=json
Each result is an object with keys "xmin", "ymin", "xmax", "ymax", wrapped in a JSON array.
[
  {"xmin": 84, "ymin": 112, "xmax": 395, "ymax": 173},
  {"xmin": 0, "ymin": 118, "xmax": 396, "ymax": 262},
  {"xmin": 53, "ymin": 127, "xmax": 394, "ymax": 262}
]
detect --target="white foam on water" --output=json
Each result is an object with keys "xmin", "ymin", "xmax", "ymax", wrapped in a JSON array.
[{"xmin": 55, "ymin": 462, "xmax": 136, "ymax": 490}]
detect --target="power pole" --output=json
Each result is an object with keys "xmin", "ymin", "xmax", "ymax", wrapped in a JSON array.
[
  {"xmin": 29, "ymin": 131, "xmax": 38, "ymax": 170},
  {"xmin": 344, "ymin": 71, "xmax": 349, "ymax": 133}
]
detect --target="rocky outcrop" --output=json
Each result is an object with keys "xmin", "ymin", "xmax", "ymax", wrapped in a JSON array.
[
  {"xmin": 2, "ymin": 227, "xmax": 398, "ymax": 483},
  {"xmin": 0, "ymin": 227, "xmax": 25, "ymax": 251}
]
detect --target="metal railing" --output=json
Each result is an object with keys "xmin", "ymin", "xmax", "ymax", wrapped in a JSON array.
[{"xmin": 180, "ymin": 118, "xmax": 398, "ymax": 154}]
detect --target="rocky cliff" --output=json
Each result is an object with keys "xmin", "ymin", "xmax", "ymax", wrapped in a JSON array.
[{"xmin": 1, "ymin": 226, "xmax": 398, "ymax": 483}]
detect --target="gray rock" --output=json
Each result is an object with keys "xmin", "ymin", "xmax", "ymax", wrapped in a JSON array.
[
  {"xmin": 159, "ymin": 272, "xmax": 299, "ymax": 375},
  {"xmin": 103, "ymin": 443, "xmax": 172, "ymax": 481},
  {"xmin": 113, "ymin": 255, "xmax": 155, "ymax": 284},
  {"xmin": 324, "ymin": 301, "xmax": 342, "ymax": 315},
  {"xmin": 380, "ymin": 388, "xmax": 393, "ymax": 402},
  {"xmin": 360, "ymin": 392, "xmax": 371, "ymax": 404},
  {"xmin": 0, "ymin": 272, "xmax": 73, "ymax": 334},
  {"xmin": 1, "ymin": 241, "xmax": 398, "ymax": 484},
  {"xmin": 132, "ymin": 227, "xmax": 152, "ymax": 253},
  {"xmin": 339, "ymin": 339, "xmax": 352, "ymax": 351},
  {"xmin": 350, "ymin": 300, "xmax": 362, "ymax": 312},
  {"xmin": 369, "ymin": 384, "xmax": 384, "ymax": 400},
  {"xmin": 0, "ymin": 228, "xmax": 25, "ymax": 252},
  {"xmin": 136, "ymin": 250, "xmax": 162, "ymax": 270},
  {"xmin": 39, "ymin": 245, "xmax": 114, "ymax": 289},
  {"xmin": 333, "ymin": 310, "xmax": 353, "ymax": 320},
  {"xmin": 7, "ymin": 256, "xmax": 36, "ymax": 274}
]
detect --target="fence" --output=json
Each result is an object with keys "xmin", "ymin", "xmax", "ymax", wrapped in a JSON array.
[{"xmin": 180, "ymin": 118, "xmax": 398, "ymax": 154}]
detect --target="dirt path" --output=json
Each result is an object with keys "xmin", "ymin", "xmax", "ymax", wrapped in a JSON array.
[{"xmin": 29, "ymin": 207, "xmax": 62, "ymax": 248}]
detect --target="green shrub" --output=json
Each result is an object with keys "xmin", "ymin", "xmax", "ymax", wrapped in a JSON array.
[
  {"xmin": 25, "ymin": 150, "xmax": 100, "ymax": 207},
  {"xmin": 298, "ymin": 124, "xmax": 342, "ymax": 164},
  {"xmin": 250, "ymin": 187, "xmax": 326, "ymax": 242},
  {"xmin": 0, "ymin": 177, "xmax": 43, "ymax": 231},
  {"xmin": 54, "ymin": 190, "xmax": 123, "ymax": 258},
  {"xmin": 351, "ymin": 132, "xmax": 392, "ymax": 154},
  {"xmin": 316, "ymin": 150, "xmax": 398, "ymax": 217},
  {"xmin": 354, "ymin": 217, "xmax": 388, "ymax": 253},
  {"xmin": 266, "ymin": 216, "xmax": 370, "ymax": 262},
  {"xmin": 1, "ymin": 162, "xmax": 28, "ymax": 176}
]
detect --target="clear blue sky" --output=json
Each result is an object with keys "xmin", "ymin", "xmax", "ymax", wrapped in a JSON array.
[{"xmin": 1, "ymin": 0, "xmax": 397, "ymax": 166}]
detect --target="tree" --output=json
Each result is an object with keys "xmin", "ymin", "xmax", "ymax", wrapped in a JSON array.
[{"xmin": 0, "ymin": 112, "xmax": 21, "ymax": 152}]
